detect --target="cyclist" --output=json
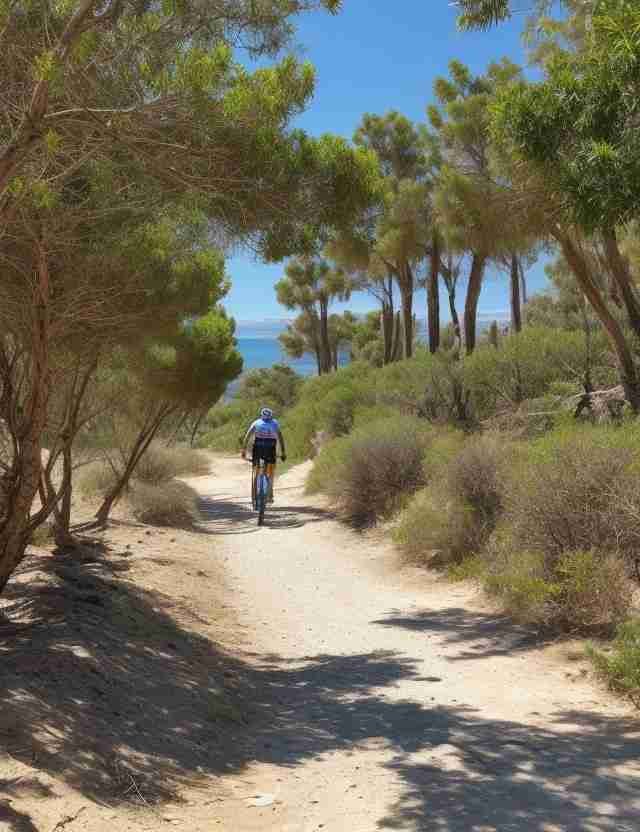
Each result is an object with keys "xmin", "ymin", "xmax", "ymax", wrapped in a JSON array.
[{"xmin": 241, "ymin": 407, "xmax": 287, "ymax": 503}]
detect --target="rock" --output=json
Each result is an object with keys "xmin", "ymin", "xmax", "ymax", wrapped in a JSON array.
[{"xmin": 247, "ymin": 794, "xmax": 275, "ymax": 807}]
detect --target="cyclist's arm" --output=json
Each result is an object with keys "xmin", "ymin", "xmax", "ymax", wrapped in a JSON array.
[
  {"xmin": 241, "ymin": 424, "xmax": 256, "ymax": 453},
  {"xmin": 277, "ymin": 429, "xmax": 287, "ymax": 459}
]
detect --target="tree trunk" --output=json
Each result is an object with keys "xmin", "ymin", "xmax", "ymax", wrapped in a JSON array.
[
  {"xmin": 0, "ymin": 242, "xmax": 51, "ymax": 593},
  {"xmin": 399, "ymin": 263, "xmax": 414, "ymax": 359},
  {"xmin": 380, "ymin": 276, "xmax": 396, "ymax": 364},
  {"xmin": 448, "ymin": 290, "xmax": 462, "ymax": 345},
  {"xmin": 463, "ymin": 253, "xmax": 486, "ymax": 355},
  {"xmin": 391, "ymin": 312, "xmax": 403, "ymax": 362},
  {"xmin": 427, "ymin": 234, "xmax": 441, "ymax": 354},
  {"xmin": 602, "ymin": 229, "xmax": 640, "ymax": 341},
  {"xmin": 510, "ymin": 253, "xmax": 522, "ymax": 334},
  {"xmin": 520, "ymin": 263, "xmax": 528, "ymax": 306},
  {"xmin": 95, "ymin": 406, "xmax": 173, "ymax": 526},
  {"xmin": 319, "ymin": 298, "xmax": 332, "ymax": 374},
  {"xmin": 381, "ymin": 305, "xmax": 395, "ymax": 364},
  {"xmin": 52, "ymin": 446, "xmax": 75, "ymax": 548},
  {"xmin": 557, "ymin": 230, "xmax": 640, "ymax": 413}
]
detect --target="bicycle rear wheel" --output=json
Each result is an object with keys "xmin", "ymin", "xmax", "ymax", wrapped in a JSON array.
[{"xmin": 256, "ymin": 472, "xmax": 269, "ymax": 526}]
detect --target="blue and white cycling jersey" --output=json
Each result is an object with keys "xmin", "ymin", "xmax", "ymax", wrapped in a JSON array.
[{"xmin": 250, "ymin": 417, "xmax": 280, "ymax": 441}]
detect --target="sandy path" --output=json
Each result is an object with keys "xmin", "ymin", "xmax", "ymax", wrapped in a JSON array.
[{"xmin": 184, "ymin": 457, "xmax": 640, "ymax": 832}]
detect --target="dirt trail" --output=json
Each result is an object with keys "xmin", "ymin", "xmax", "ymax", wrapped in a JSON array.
[
  {"xmin": 2, "ymin": 456, "xmax": 640, "ymax": 832},
  {"xmin": 188, "ymin": 457, "xmax": 640, "ymax": 831}
]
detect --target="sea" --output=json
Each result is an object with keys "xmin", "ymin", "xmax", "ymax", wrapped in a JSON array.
[
  {"xmin": 236, "ymin": 335, "xmax": 319, "ymax": 376},
  {"xmin": 226, "ymin": 321, "xmax": 319, "ymax": 399}
]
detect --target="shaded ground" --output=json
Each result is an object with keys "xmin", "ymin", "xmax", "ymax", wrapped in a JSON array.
[{"xmin": 1, "ymin": 456, "xmax": 639, "ymax": 831}]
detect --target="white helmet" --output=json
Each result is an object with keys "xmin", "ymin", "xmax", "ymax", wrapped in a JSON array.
[{"xmin": 260, "ymin": 407, "xmax": 273, "ymax": 420}]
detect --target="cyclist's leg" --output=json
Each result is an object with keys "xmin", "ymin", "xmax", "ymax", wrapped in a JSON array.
[
  {"xmin": 251, "ymin": 460, "xmax": 259, "ymax": 509},
  {"xmin": 266, "ymin": 462, "xmax": 275, "ymax": 503}
]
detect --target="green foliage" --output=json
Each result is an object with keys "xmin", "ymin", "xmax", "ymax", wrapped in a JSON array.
[
  {"xmin": 237, "ymin": 364, "xmax": 302, "ymax": 411},
  {"xmin": 351, "ymin": 311, "xmax": 385, "ymax": 366},
  {"xmin": 589, "ymin": 620, "xmax": 640, "ymax": 708},
  {"xmin": 491, "ymin": 0, "xmax": 640, "ymax": 230},
  {"xmin": 201, "ymin": 364, "xmax": 302, "ymax": 451},
  {"xmin": 464, "ymin": 325, "xmax": 612, "ymax": 418},
  {"xmin": 276, "ymin": 257, "xmax": 352, "ymax": 372},
  {"xmin": 455, "ymin": 0, "xmax": 512, "ymax": 30},
  {"xmin": 200, "ymin": 400, "xmax": 257, "ymax": 452},
  {"xmin": 281, "ymin": 362, "xmax": 376, "ymax": 458},
  {"xmin": 3, "ymin": 0, "xmax": 381, "ymax": 262}
]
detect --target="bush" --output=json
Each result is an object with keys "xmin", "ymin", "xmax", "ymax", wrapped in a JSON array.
[
  {"xmin": 282, "ymin": 362, "xmax": 375, "ymax": 459},
  {"xmin": 464, "ymin": 326, "xmax": 615, "ymax": 420},
  {"xmin": 200, "ymin": 399, "xmax": 257, "ymax": 451},
  {"xmin": 482, "ymin": 538, "xmax": 632, "ymax": 633},
  {"xmin": 589, "ymin": 620, "xmax": 640, "ymax": 708},
  {"xmin": 77, "ymin": 461, "xmax": 118, "ymax": 496},
  {"xmin": 134, "ymin": 445, "xmax": 210, "ymax": 484},
  {"xmin": 393, "ymin": 489, "xmax": 477, "ymax": 565},
  {"xmin": 393, "ymin": 433, "xmax": 509, "ymax": 566},
  {"xmin": 445, "ymin": 434, "xmax": 507, "ymax": 533},
  {"xmin": 503, "ymin": 424, "xmax": 640, "ymax": 569},
  {"xmin": 305, "ymin": 433, "xmax": 354, "ymax": 495},
  {"xmin": 236, "ymin": 364, "xmax": 302, "ymax": 410},
  {"xmin": 308, "ymin": 416, "xmax": 430, "ymax": 527},
  {"xmin": 127, "ymin": 481, "xmax": 198, "ymax": 527},
  {"xmin": 29, "ymin": 522, "xmax": 55, "ymax": 548}
]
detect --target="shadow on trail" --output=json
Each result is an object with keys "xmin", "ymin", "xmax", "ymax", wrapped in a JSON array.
[
  {"xmin": 1, "ymin": 551, "xmax": 639, "ymax": 831},
  {"xmin": 373, "ymin": 607, "xmax": 550, "ymax": 661},
  {"xmin": 0, "ymin": 803, "xmax": 39, "ymax": 832},
  {"xmin": 197, "ymin": 494, "xmax": 333, "ymax": 535}
]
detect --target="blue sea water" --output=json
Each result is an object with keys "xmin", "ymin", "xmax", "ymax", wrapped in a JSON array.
[{"xmin": 236, "ymin": 337, "xmax": 318, "ymax": 376}]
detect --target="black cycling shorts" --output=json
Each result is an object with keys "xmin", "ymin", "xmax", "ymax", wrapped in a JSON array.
[{"xmin": 252, "ymin": 439, "xmax": 277, "ymax": 465}]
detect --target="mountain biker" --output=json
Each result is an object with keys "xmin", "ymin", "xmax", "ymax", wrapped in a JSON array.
[{"xmin": 241, "ymin": 407, "xmax": 287, "ymax": 503}]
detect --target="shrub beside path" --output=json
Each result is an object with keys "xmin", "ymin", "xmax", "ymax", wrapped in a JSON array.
[{"xmin": 187, "ymin": 456, "xmax": 640, "ymax": 831}]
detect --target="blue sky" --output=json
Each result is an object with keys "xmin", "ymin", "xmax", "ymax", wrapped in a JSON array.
[{"xmin": 225, "ymin": 0, "xmax": 550, "ymax": 324}]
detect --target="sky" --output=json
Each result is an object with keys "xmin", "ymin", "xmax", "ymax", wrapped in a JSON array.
[{"xmin": 225, "ymin": 0, "xmax": 549, "ymax": 325}]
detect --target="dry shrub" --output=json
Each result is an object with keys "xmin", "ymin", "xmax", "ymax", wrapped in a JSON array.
[
  {"xmin": 77, "ymin": 461, "xmax": 118, "ymax": 496},
  {"xmin": 134, "ymin": 445, "xmax": 210, "ymax": 484},
  {"xmin": 483, "ymin": 535, "xmax": 632, "ymax": 634},
  {"xmin": 504, "ymin": 430, "xmax": 640, "ymax": 569},
  {"xmin": 393, "ymin": 490, "xmax": 477, "ymax": 565},
  {"xmin": 589, "ymin": 619, "xmax": 640, "ymax": 708},
  {"xmin": 446, "ymin": 434, "xmax": 507, "ymax": 534},
  {"xmin": 395, "ymin": 433, "xmax": 510, "ymax": 567},
  {"xmin": 29, "ymin": 522, "xmax": 55, "ymax": 548},
  {"xmin": 557, "ymin": 550, "xmax": 632, "ymax": 633},
  {"xmin": 325, "ymin": 417, "xmax": 429, "ymax": 527},
  {"xmin": 127, "ymin": 481, "xmax": 198, "ymax": 527}
]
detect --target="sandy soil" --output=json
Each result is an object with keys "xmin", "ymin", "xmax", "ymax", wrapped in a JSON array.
[{"xmin": 2, "ymin": 455, "xmax": 640, "ymax": 831}]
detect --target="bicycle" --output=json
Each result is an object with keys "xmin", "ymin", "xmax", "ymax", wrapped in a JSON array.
[{"xmin": 250, "ymin": 455, "xmax": 283, "ymax": 526}]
